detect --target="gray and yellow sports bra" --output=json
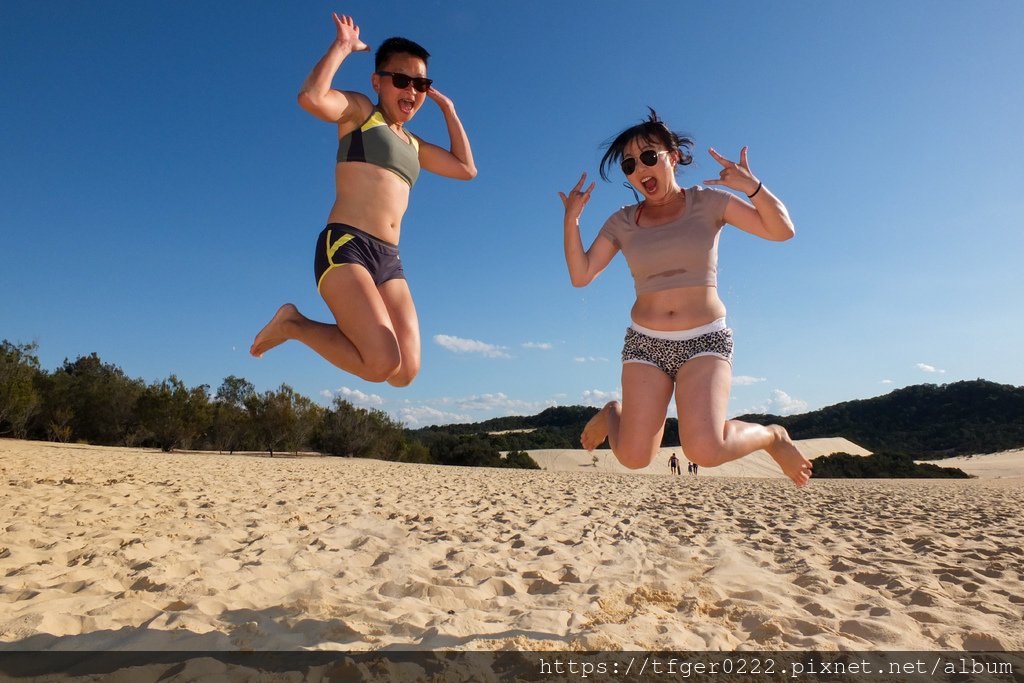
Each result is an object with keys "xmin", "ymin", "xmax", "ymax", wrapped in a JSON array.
[
  {"xmin": 598, "ymin": 185, "xmax": 731, "ymax": 295},
  {"xmin": 337, "ymin": 108, "xmax": 421, "ymax": 187}
]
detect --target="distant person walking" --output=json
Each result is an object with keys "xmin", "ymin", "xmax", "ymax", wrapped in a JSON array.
[
  {"xmin": 251, "ymin": 12, "xmax": 476, "ymax": 386},
  {"xmin": 669, "ymin": 452, "xmax": 679, "ymax": 475},
  {"xmin": 559, "ymin": 109, "xmax": 811, "ymax": 487}
]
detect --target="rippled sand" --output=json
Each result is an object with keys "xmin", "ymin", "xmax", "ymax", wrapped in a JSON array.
[{"xmin": 1, "ymin": 439, "xmax": 1022, "ymax": 652}]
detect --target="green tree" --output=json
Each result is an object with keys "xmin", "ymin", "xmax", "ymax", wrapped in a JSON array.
[
  {"xmin": 211, "ymin": 376, "xmax": 256, "ymax": 453},
  {"xmin": 246, "ymin": 384, "xmax": 308, "ymax": 456},
  {"xmin": 137, "ymin": 376, "xmax": 212, "ymax": 451},
  {"xmin": 315, "ymin": 398, "xmax": 405, "ymax": 459},
  {"xmin": 47, "ymin": 353, "xmax": 144, "ymax": 445},
  {"xmin": 502, "ymin": 450, "xmax": 540, "ymax": 469},
  {"xmin": 0, "ymin": 340, "xmax": 43, "ymax": 438}
]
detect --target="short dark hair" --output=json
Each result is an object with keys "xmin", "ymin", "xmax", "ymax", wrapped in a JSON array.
[
  {"xmin": 375, "ymin": 37, "xmax": 430, "ymax": 71},
  {"xmin": 599, "ymin": 108, "xmax": 694, "ymax": 181}
]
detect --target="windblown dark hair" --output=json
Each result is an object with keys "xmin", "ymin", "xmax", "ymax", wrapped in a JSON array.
[
  {"xmin": 375, "ymin": 37, "xmax": 431, "ymax": 70},
  {"xmin": 598, "ymin": 108, "xmax": 694, "ymax": 181}
]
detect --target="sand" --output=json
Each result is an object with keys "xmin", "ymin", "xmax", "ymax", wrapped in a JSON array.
[
  {"xmin": 529, "ymin": 437, "xmax": 873, "ymax": 478},
  {"xmin": 922, "ymin": 448, "xmax": 1024, "ymax": 480},
  {"xmin": 1, "ymin": 438, "xmax": 1022, "ymax": 653}
]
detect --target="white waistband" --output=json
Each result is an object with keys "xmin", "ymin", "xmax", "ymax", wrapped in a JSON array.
[{"xmin": 630, "ymin": 317, "xmax": 727, "ymax": 341}]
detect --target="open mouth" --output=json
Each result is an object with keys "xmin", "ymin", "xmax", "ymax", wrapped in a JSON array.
[
  {"xmin": 398, "ymin": 98, "xmax": 415, "ymax": 114},
  {"xmin": 641, "ymin": 176, "xmax": 658, "ymax": 194}
]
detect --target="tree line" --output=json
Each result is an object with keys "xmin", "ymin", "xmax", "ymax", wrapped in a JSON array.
[
  {"xmin": 418, "ymin": 380, "xmax": 1024, "ymax": 460},
  {"xmin": 810, "ymin": 452, "xmax": 969, "ymax": 478},
  {"xmin": 0, "ymin": 340, "xmax": 537, "ymax": 469},
  {"xmin": 736, "ymin": 379, "xmax": 1024, "ymax": 458}
]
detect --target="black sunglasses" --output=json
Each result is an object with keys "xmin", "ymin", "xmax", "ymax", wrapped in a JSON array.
[
  {"xmin": 376, "ymin": 70, "xmax": 433, "ymax": 93},
  {"xmin": 620, "ymin": 150, "xmax": 669, "ymax": 176}
]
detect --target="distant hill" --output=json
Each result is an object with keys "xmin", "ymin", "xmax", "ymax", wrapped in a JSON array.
[
  {"xmin": 411, "ymin": 406, "xmax": 599, "ymax": 451},
  {"xmin": 737, "ymin": 379, "xmax": 1024, "ymax": 459},
  {"xmin": 410, "ymin": 380, "xmax": 1024, "ymax": 459}
]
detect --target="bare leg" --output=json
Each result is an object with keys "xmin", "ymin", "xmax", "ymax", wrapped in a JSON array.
[
  {"xmin": 581, "ymin": 363, "xmax": 673, "ymax": 469},
  {"xmin": 250, "ymin": 303, "xmax": 303, "ymax": 358},
  {"xmin": 675, "ymin": 356, "xmax": 812, "ymax": 487},
  {"xmin": 250, "ymin": 265, "xmax": 403, "ymax": 383},
  {"xmin": 377, "ymin": 279, "xmax": 421, "ymax": 387}
]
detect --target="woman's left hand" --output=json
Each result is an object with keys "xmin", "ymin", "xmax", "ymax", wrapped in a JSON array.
[
  {"xmin": 426, "ymin": 86, "xmax": 455, "ymax": 113},
  {"xmin": 704, "ymin": 146, "xmax": 760, "ymax": 196}
]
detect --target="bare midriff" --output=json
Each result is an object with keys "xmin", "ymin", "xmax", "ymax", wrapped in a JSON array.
[
  {"xmin": 630, "ymin": 285, "xmax": 727, "ymax": 331},
  {"xmin": 327, "ymin": 162, "xmax": 411, "ymax": 245}
]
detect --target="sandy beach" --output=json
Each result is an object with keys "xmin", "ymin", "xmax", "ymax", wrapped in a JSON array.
[{"xmin": 1, "ymin": 438, "xmax": 1022, "ymax": 653}]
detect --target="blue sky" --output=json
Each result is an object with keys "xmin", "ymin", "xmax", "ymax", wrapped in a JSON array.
[{"xmin": 3, "ymin": 2, "xmax": 1023, "ymax": 428}]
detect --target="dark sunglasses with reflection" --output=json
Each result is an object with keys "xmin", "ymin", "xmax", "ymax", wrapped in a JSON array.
[
  {"xmin": 376, "ymin": 71, "xmax": 433, "ymax": 93},
  {"xmin": 620, "ymin": 150, "xmax": 670, "ymax": 176}
]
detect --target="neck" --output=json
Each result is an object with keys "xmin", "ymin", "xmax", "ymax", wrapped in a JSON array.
[
  {"xmin": 644, "ymin": 186, "xmax": 684, "ymax": 207},
  {"xmin": 376, "ymin": 105, "xmax": 404, "ymax": 129}
]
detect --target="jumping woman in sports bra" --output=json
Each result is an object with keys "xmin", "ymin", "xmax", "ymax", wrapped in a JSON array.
[
  {"xmin": 559, "ymin": 109, "xmax": 812, "ymax": 487},
  {"xmin": 251, "ymin": 12, "xmax": 476, "ymax": 385}
]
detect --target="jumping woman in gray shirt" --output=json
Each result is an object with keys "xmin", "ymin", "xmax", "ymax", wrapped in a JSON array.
[{"xmin": 559, "ymin": 109, "xmax": 812, "ymax": 487}]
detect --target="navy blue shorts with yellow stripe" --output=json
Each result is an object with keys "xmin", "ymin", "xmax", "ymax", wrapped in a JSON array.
[{"xmin": 313, "ymin": 223, "xmax": 405, "ymax": 293}]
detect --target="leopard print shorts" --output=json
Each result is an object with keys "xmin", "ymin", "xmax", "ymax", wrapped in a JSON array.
[{"xmin": 622, "ymin": 318, "xmax": 733, "ymax": 378}]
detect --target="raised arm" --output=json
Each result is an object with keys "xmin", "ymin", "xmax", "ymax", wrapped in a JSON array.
[
  {"xmin": 560, "ymin": 173, "xmax": 618, "ymax": 287},
  {"xmin": 417, "ymin": 87, "xmax": 477, "ymax": 180},
  {"xmin": 704, "ymin": 146, "xmax": 795, "ymax": 241},
  {"xmin": 297, "ymin": 13, "xmax": 371, "ymax": 124}
]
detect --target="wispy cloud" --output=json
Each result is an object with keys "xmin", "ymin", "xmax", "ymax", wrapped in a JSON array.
[
  {"xmin": 434, "ymin": 334, "xmax": 510, "ymax": 358},
  {"xmin": 768, "ymin": 389, "xmax": 808, "ymax": 416},
  {"xmin": 733, "ymin": 375, "xmax": 767, "ymax": 386},
  {"xmin": 738, "ymin": 389, "xmax": 808, "ymax": 417},
  {"xmin": 320, "ymin": 386, "xmax": 385, "ymax": 407},
  {"xmin": 574, "ymin": 356, "xmax": 609, "ymax": 363},
  {"xmin": 399, "ymin": 405, "xmax": 471, "ymax": 427},
  {"xmin": 881, "ymin": 379, "xmax": 893, "ymax": 384},
  {"xmin": 581, "ymin": 389, "xmax": 621, "ymax": 406},
  {"xmin": 916, "ymin": 363, "xmax": 946, "ymax": 374},
  {"xmin": 396, "ymin": 392, "xmax": 558, "ymax": 427},
  {"xmin": 438, "ymin": 392, "xmax": 555, "ymax": 415},
  {"xmin": 522, "ymin": 341, "xmax": 553, "ymax": 350}
]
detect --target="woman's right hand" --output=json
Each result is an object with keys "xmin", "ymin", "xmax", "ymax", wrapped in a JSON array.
[
  {"xmin": 332, "ymin": 12, "xmax": 369, "ymax": 52},
  {"xmin": 558, "ymin": 172, "xmax": 596, "ymax": 223}
]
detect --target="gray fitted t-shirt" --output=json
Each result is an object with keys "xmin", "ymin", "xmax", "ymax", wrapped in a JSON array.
[{"xmin": 598, "ymin": 185, "xmax": 731, "ymax": 295}]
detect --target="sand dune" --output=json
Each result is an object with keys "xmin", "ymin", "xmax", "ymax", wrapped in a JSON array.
[
  {"xmin": 922, "ymin": 448, "xmax": 1024, "ymax": 479},
  {"xmin": 1, "ymin": 438, "xmax": 1022, "ymax": 655},
  {"xmin": 527, "ymin": 437, "xmax": 872, "ymax": 478}
]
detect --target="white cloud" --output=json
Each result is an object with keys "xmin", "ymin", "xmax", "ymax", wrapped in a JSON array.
[
  {"xmin": 733, "ymin": 375, "xmax": 767, "ymax": 386},
  {"xmin": 881, "ymin": 379, "xmax": 893, "ymax": 384},
  {"xmin": 581, "ymin": 389, "xmax": 621, "ymax": 406},
  {"xmin": 400, "ymin": 405, "xmax": 471, "ymax": 427},
  {"xmin": 339, "ymin": 386, "xmax": 384, "ymax": 405},
  {"xmin": 736, "ymin": 389, "xmax": 809, "ymax": 417},
  {"xmin": 395, "ymin": 393, "xmax": 559, "ymax": 427},
  {"xmin": 522, "ymin": 341, "xmax": 553, "ymax": 350},
  {"xmin": 442, "ymin": 392, "xmax": 555, "ymax": 415},
  {"xmin": 574, "ymin": 356, "xmax": 609, "ymax": 363},
  {"xmin": 767, "ymin": 389, "xmax": 808, "ymax": 416},
  {"xmin": 321, "ymin": 386, "xmax": 385, "ymax": 407},
  {"xmin": 434, "ymin": 334, "xmax": 510, "ymax": 358},
  {"xmin": 916, "ymin": 363, "xmax": 946, "ymax": 374}
]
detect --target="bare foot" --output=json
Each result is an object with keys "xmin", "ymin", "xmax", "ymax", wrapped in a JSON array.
[
  {"xmin": 765, "ymin": 425, "xmax": 813, "ymax": 487},
  {"xmin": 250, "ymin": 304, "xmax": 302, "ymax": 358},
  {"xmin": 581, "ymin": 401, "xmax": 617, "ymax": 451}
]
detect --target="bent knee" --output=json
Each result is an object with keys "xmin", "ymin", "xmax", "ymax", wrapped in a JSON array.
[
  {"xmin": 387, "ymin": 366, "xmax": 419, "ymax": 388},
  {"xmin": 362, "ymin": 351, "xmax": 402, "ymax": 384},
  {"xmin": 615, "ymin": 445, "xmax": 658, "ymax": 470},
  {"xmin": 681, "ymin": 440, "xmax": 724, "ymax": 468}
]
